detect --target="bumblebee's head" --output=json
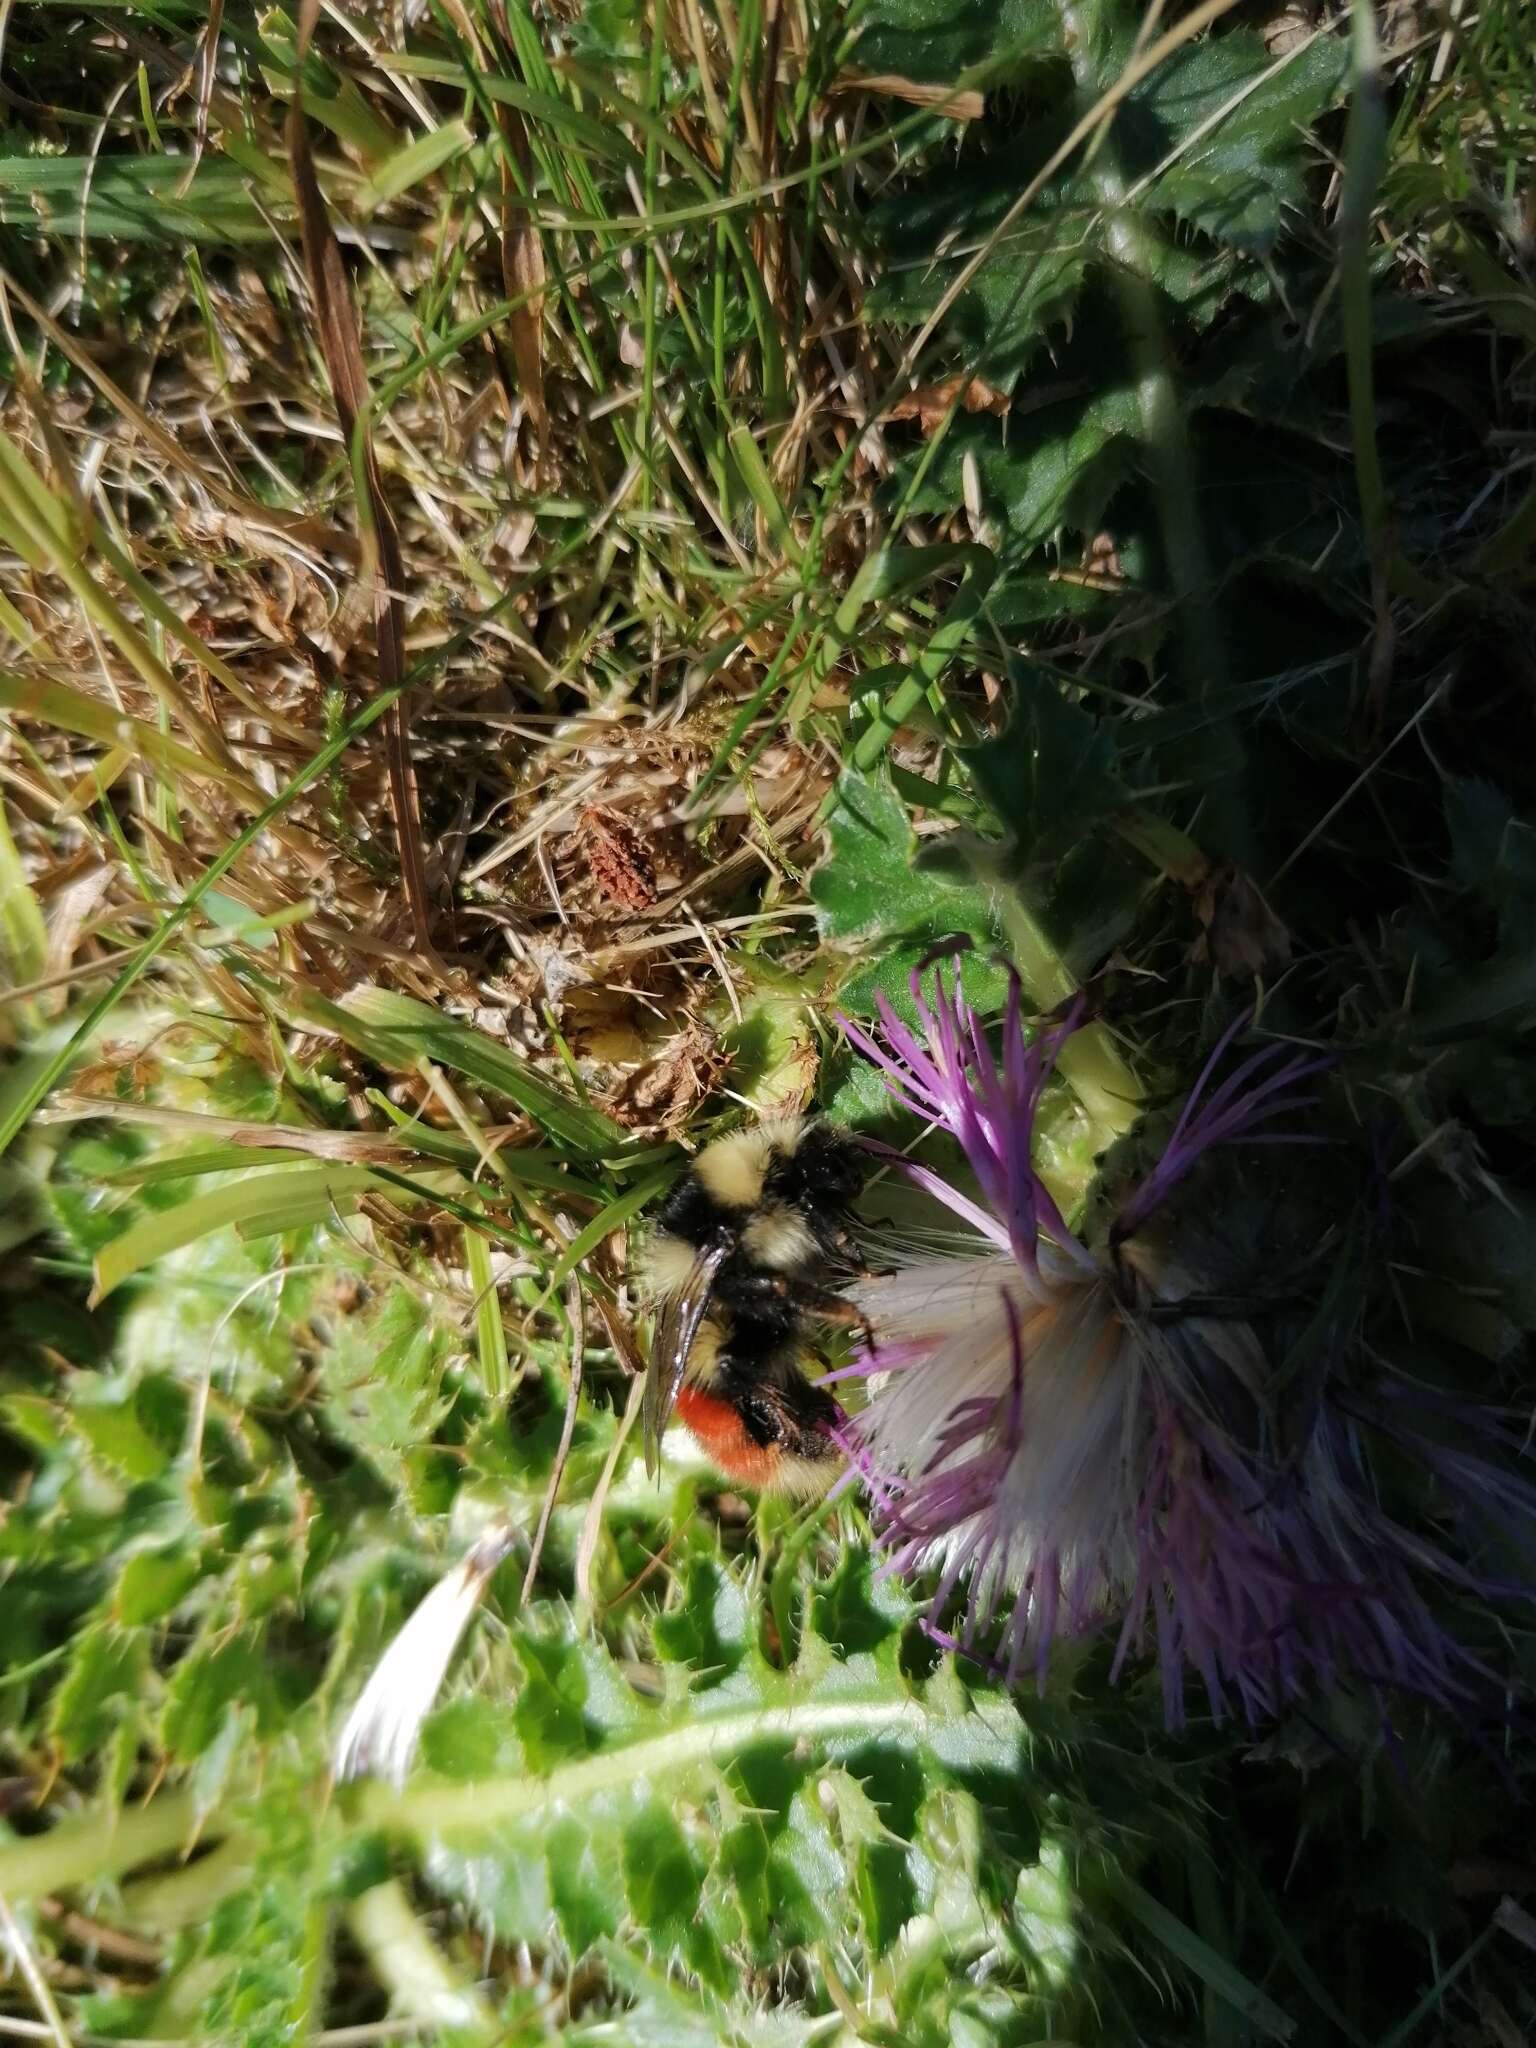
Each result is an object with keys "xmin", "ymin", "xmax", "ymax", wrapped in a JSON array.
[{"xmin": 767, "ymin": 1121, "xmax": 868, "ymax": 1216}]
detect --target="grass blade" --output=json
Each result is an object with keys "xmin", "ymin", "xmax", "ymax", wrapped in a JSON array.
[
  {"xmin": 0, "ymin": 670, "xmax": 258, "ymax": 796},
  {"xmin": 530, "ymin": 1163, "xmax": 675, "ymax": 1312},
  {"xmin": 90, "ymin": 1163, "xmax": 405, "ymax": 1300},
  {"xmin": 332, "ymin": 986, "xmax": 623, "ymax": 1155},
  {"xmin": 465, "ymin": 1223, "xmax": 514, "ymax": 1401},
  {"xmin": 0, "ymin": 791, "xmax": 46, "ymax": 991},
  {"xmin": 1110, "ymin": 1874, "xmax": 1296, "ymax": 2043}
]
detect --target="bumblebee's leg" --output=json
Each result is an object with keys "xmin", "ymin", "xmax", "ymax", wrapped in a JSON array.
[
  {"xmin": 776, "ymin": 1370, "xmax": 842, "ymax": 1459},
  {"xmin": 727, "ymin": 1373, "xmax": 841, "ymax": 1462},
  {"xmin": 819, "ymin": 1216, "xmax": 873, "ymax": 1274},
  {"xmin": 797, "ymin": 1285, "xmax": 877, "ymax": 1356},
  {"xmin": 724, "ymin": 1272, "xmax": 876, "ymax": 1349}
]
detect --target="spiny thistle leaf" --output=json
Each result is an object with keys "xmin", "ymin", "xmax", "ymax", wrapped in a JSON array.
[
  {"xmin": 356, "ymin": 1592, "xmax": 1040, "ymax": 1998},
  {"xmin": 868, "ymin": 23, "xmax": 1346, "ymax": 607},
  {"xmin": 853, "ymin": 0, "xmax": 1063, "ymax": 83},
  {"xmin": 1121, "ymin": 32, "xmax": 1348, "ymax": 253},
  {"xmin": 867, "ymin": 182, "xmax": 1091, "ymax": 388},
  {"xmin": 48, "ymin": 1624, "xmax": 147, "ymax": 1763},
  {"xmin": 812, "ymin": 767, "xmax": 1010, "ymax": 1019},
  {"xmin": 963, "ymin": 661, "xmax": 1125, "ymax": 855}
]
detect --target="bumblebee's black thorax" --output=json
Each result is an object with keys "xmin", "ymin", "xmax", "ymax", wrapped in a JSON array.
[
  {"xmin": 653, "ymin": 1126, "xmax": 866, "ymax": 1261},
  {"xmin": 652, "ymin": 1171, "xmax": 736, "ymax": 1251},
  {"xmin": 758, "ymin": 1124, "xmax": 866, "ymax": 1243}
]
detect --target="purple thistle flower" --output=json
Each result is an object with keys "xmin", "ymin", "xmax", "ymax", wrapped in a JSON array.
[
  {"xmin": 1109, "ymin": 1007, "xmax": 1333, "ymax": 1242},
  {"xmin": 837, "ymin": 966, "xmax": 1534, "ymax": 1726},
  {"xmin": 841, "ymin": 974, "xmax": 1094, "ymax": 1280}
]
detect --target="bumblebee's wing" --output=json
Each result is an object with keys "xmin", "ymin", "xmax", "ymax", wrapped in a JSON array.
[{"xmin": 643, "ymin": 1234, "xmax": 732, "ymax": 1476}]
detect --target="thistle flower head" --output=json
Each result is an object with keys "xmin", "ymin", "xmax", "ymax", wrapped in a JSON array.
[{"xmin": 838, "ymin": 966, "xmax": 1530, "ymax": 1726}]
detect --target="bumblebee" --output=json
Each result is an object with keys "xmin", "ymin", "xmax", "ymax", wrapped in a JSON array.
[{"xmin": 640, "ymin": 1118, "xmax": 870, "ymax": 1494}]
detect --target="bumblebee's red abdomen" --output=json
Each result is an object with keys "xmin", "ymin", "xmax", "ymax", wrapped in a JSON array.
[{"xmin": 674, "ymin": 1386, "xmax": 783, "ymax": 1487}]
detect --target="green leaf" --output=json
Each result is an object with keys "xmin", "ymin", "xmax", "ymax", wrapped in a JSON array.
[
  {"xmin": 899, "ymin": 392, "xmax": 1141, "ymax": 553},
  {"xmin": 163, "ymin": 1634, "xmax": 271, "ymax": 1761},
  {"xmin": 867, "ymin": 182, "xmax": 1090, "ymax": 389},
  {"xmin": 317, "ymin": 984, "xmax": 623, "ymax": 1154},
  {"xmin": 1417, "ymin": 780, "xmax": 1536, "ymax": 1032},
  {"xmin": 720, "ymin": 983, "xmax": 819, "ymax": 1116},
  {"xmin": 1124, "ymin": 31, "xmax": 1348, "ymax": 253},
  {"xmin": 803, "ymin": 543, "xmax": 997, "ymax": 780},
  {"xmin": 812, "ymin": 766, "xmax": 1010, "ymax": 1019},
  {"xmin": 0, "ymin": 791, "xmax": 45, "ymax": 987},
  {"xmin": 463, "ymin": 1224, "xmax": 511, "ymax": 1402},
  {"xmin": 823, "ymin": 1750, "xmax": 923, "ymax": 1957},
  {"xmin": 624, "ymin": 1802, "xmax": 704, "ymax": 1947},
  {"xmin": 255, "ymin": 5, "xmax": 401, "ymax": 160},
  {"xmin": 512, "ymin": 1631, "xmax": 597, "ymax": 1769},
  {"xmin": 191, "ymin": 1700, "xmax": 256, "ymax": 1818},
  {"xmin": 321, "ymin": 1282, "xmax": 456, "ymax": 1486},
  {"xmin": 384, "ymin": 51, "xmax": 645, "ymax": 169},
  {"xmin": 0, "ymin": 151, "xmax": 276, "ymax": 244},
  {"xmin": 116, "ymin": 1548, "xmax": 202, "ymax": 1625},
  {"xmin": 853, "ymin": 0, "xmax": 1063, "ymax": 82},
  {"xmin": 354, "ymin": 117, "xmax": 474, "ymax": 212},
  {"xmin": 49, "ymin": 1625, "xmax": 147, "ymax": 1761},
  {"xmin": 963, "ymin": 663, "xmax": 1125, "ymax": 857},
  {"xmin": 73, "ymin": 1385, "xmax": 180, "ymax": 1481},
  {"xmin": 418, "ymin": 1698, "xmax": 524, "ymax": 1780},
  {"xmin": 653, "ymin": 1558, "xmax": 749, "ymax": 1685},
  {"xmin": 713, "ymin": 1814, "xmax": 776, "ymax": 1955},
  {"xmin": 0, "ymin": 1392, "xmax": 67, "ymax": 1454},
  {"xmin": 346, "ymin": 1602, "xmax": 1035, "ymax": 1992},
  {"xmin": 810, "ymin": 1550, "xmax": 909, "ymax": 1660},
  {"xmin": 90, "ymin": 1163, "xmax": 400, "ymax": 1301},
  {"xmin": 111, "ymin": 1229, "xmax": 313, "ymax": 1408},
  {"xmin": 855, "ymin": 1835, "xmax": 914, "ymax": 1956},
  {"xmin": 0, "ymin": 670, "xmax": 250, "ymax": 795},
  {"xmin": 546, "ymin": 1814, "xmax": 620, "ymax": 1954},
  {"xmin": 101, "ymin": 1703, "xmax": 145, "ymax": 1818},
  {"xmin": 530, "ymin": 1162, "xmax": 674, "ymax": 1310},
  {"xmin": 191, "ymin": 1791, "xmax": 329, "ymax": 2048}
]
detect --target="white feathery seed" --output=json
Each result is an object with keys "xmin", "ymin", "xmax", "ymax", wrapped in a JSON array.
[{"xmin": 333, "ymin": 1518, "xmax": 520, "ymax": 1787}]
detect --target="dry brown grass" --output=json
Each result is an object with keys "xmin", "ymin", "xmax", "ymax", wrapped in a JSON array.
[{"xmin": 0, "ymin": 0, "xmax": 967, "ymax": 1126}]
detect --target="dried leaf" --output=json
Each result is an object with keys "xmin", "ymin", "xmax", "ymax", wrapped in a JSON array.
[
  {"xmin": 1189, "ymin": 860, "xmax": 1293, "ymax": 978},
  {"xmin": 482, "ymin": 0, "xmax": 549, "ymax": 460},
  {"xmin": 1, "ymin": 275, "xmax": 357, "ymax": 565},
  {"xmin": 45, "ymin": 1095, "xmax": 417, "ymax": 1160},
  {"xmin": 497, "ymin": 117, "xmax": 549, "ymax": 450},
  {"xmin": 830, "ymin": 70, "xmax": 985, "ymax": 121},
  {"xmin": 887, "ymin": 375, "xmax": 1011, "ymax": 433},
  {"xmin": 607, "ymin": 1023, "xmax": 728, "ymax": 1134},
  {"xmin": 580, "ymin": 805, "xmax": 657, "ymax": 911}
]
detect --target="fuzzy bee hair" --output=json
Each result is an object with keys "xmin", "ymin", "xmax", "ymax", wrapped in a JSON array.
[
  {"xmin": 646, "ymin": 1116, "xmax": 865, "ymax": 1284},
  {"xmin": 639, "ymin": 1116, "xmax": 870, "ymax": 1489}
]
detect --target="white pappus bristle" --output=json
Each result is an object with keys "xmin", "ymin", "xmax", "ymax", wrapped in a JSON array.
[{"xmin": 333, "ymin": 1519, "xmax": 519, "ymax": 1788}]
